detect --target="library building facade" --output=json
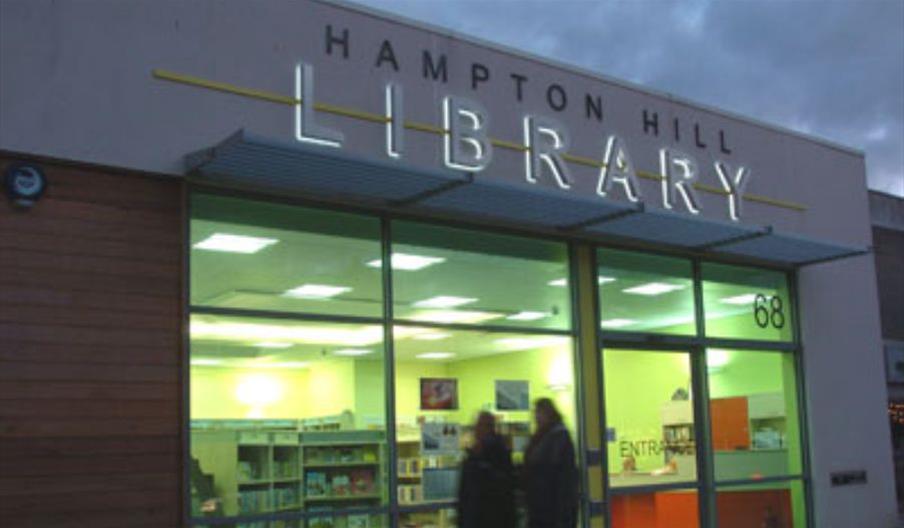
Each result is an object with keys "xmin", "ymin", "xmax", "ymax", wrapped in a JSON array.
[{"xmin": 0, "ymin": 1, "xmax": 897, "ymax": 527}]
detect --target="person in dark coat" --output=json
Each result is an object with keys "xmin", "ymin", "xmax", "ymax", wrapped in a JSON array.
[
  {"xmin": 457, "ymin": 412, "xmax": 517, "ymax": 528},
  {"xmin": 523, "ymin": 398, "xmax": 578, "ymax": 528}
]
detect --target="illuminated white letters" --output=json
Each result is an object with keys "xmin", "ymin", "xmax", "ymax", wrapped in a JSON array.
[
  {"xmin": 714, "ymin": 161, "xmax": 750, "ymax": 221},
  {"xmin": 523, "ymin": 115, "xmax": 571, "ymax": 189},
  {"xmin": 597, "ymin": 135, "xmax": 641, "ymax": 202},
  {"xmin": 294, "ymin": 63, "xmax": 344, "ymax": 147},
  {"xmin": 443, "ymin": 96, "xmax": 492, "ymax": 171},
  {"xmin": 660, "ymin": 148, "xmax": 701, "ymax": 214},
  {"xmin": 385, "ymin": 83, "xmax": 403, "ymax": 158}
]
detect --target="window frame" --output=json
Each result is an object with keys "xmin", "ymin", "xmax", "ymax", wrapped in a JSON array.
[{"xmin": 182, "ymin": 185, "xmax": 812, "ymax": 528}]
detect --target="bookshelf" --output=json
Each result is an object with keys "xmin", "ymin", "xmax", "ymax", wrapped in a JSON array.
[{"xmin": 191, "ymin": 422, "xmax": 386, "ymax": 527}]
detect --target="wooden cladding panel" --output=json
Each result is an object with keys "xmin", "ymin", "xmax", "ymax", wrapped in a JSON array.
[{"xmin": 0, "ymin": 157, "xmax": 184, "ymax": 527}]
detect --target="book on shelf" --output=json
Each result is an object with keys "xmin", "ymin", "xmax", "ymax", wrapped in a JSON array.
[
  {"xmin": 309, "ymin": 507, "xmax": 335, "ymax": 528},
  {"xmin": 306, "ymin": 471, "xmax": 330, "ymax": 497},
  {"xmin": 332, "ymin": 473, "xmax": 351, "ymax": 496},
  {"xmin": 350, "ymin": 468, "xmax": 375, "ymax": 494},
  {"xmin": 348, "ymin": 514, "xmax": 371, "ymax": 528}
]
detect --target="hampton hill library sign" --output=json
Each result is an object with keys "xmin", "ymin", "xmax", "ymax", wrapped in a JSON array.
[{"xmin": 155, "ymin": 23, "xmax": 755, "ymax": 222}]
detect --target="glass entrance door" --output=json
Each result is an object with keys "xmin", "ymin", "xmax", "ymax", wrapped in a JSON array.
[{"xmin": 601, "ymin": 347, "xmax": 702, "ymax": 528}]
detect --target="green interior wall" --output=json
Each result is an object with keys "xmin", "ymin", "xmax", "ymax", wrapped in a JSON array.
[
  {"xmin": 603, "ymin": 349, "xmax": 692, "ymax": 474},
  {"xmin": 448, "ymin": 347, "xmax": 577, "ymax": 432}
]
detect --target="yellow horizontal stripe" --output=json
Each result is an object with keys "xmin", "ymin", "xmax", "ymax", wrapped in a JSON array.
[
  {"xmin": 562, "ymin": 153, "xmax": 604, "ymax": 169},
  {"xmin": 404, "ymin": 121, "xmax": 444, "ymax": 135},
  {"xmin": 637, "ymin": 170, "xmax": 664, "ymax": 182},
  {"xmin": 153, "ymin": 68, "xmax": 807, "ymax": 212},
  {"xmin": 153, "ymin": 69, "xmax": 297, "ymax": 105},
  {"xmin": 744, "ymin": 194, "xmax": 808, "ymax": 211},
  {"xmin": 315, "ymin": 102, "xmax": 388, "ymax": 124},
  {"xmin": 695, "ymin": 182, "xmax": 729, "ymax": 196},
  {"xmin": 492, "ymin": 138, "xmax": 528, "ymax": 152}
]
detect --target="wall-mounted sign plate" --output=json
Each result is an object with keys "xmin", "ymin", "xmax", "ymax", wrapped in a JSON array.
[
  {"xmin": 4, "ymin": 163, "xmax": 47, "ymax": 207},
  {"xmin": 830, "ymin": 470, "xmax": 868, "ymax": 487}
]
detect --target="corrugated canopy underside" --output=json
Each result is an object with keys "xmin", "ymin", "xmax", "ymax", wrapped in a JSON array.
[{"xmin": 186, "ymin": 130, "xmax": 867, "ymax": 267}]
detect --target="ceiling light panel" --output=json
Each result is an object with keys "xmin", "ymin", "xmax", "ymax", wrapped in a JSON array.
[
  {"xmin": 505, "ymin": 311, "xmax": 549, "ymax": 321},
  {"xmin": 413, "ymin": 296, "xmax": 477, "ymax": 308},
  {"xmin": 366, "ymin": 253, "xmax": 447, "ymax": 271},
  {"xmin": 283, "ymin": 284, "xmax": 352, "ymax": 299},
  {"xmin": 622, "ymin": 282, "xmax": 687, "ymax": 296},
  {"xmin": 416, "ymin": 352, "xmax": 455, "ymax": 360},
  {"xmin": 194, "ymin": 233, "xmax": 278, "ymax": 254}
]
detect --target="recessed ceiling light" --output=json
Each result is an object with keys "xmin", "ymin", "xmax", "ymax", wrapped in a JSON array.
[
  {"xmin": 366, "ymin": 253, "xmax": 447, "ymax": 271},
  {"xmin": 334, "ymin": 348, "xmax": 374, "ymax": 356},
  {"xmin": 601, "ymin": 318, "xmax": 637, "ymax": 329},
  {"xmin": 283, "ymin": 284, "xmax": 352, "ymax": 299},
  {"xmin": 720, "ymin": 294, "xmax": 759, "ymax": 305},
  {"xmin": 252, "ymin": 342, "xmax": 293, "ymax": 349},
  {"xmin": 190, "ymin": 358, "xmax": 223, "ymax": 366},
  {"xmin": 598, "ymin": 276, "xmax": 617, "ymax": 285},
  {"xmin": 413, "ymin": 296, "xmax": 477, "ymax": 308},
  {"xmin": 194, "ymin": 233, "xmax": 278, "ymax": 254},
  {"xmin": 416, "ymin": 352, "xmax": 455, "ymax": 360},
  {"xmin": 505, "ymin": 311, "xmax": 549, "ymax": 321},
  {"xmin": 623, "ymin": 282, "xmax": 687, "ymax": 296},
  {"xmin": 409, "ymin": 310, "xmax": 503, "ymax": 325},
  {"xmin": 548, "ymin": 278, "xmax": 568, "ymax": 287},
  {"xmin": 412, "ymin": 332, "xmax": 453, "ymax": 341}
]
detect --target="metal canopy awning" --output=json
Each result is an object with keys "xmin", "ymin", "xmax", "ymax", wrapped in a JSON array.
[
  {"xmin": 712, "ymin": 230, "xmax": 867, "ymax": 266},
  {"xmin": 185, "ymin": 130, "xmax": 468, "ymax": 205},
  {"xmin": 186, "ymin": 130, "xmax": 869, "ymax": 268},
  {"xmin": 414, "ymin": 177, "xmax": 637, "ymax": 229},
  {"xmin": 581, "ymin": 206, "xmax": 765, "ymax": 250}
]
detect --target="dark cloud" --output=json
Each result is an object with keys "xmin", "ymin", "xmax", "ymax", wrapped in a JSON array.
[{"xmin": 351, "ymin": 0, "xmax": 904, "ymax": 196}]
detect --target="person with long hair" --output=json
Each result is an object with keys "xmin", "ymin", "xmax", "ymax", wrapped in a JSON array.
[
  {"xmin": 457, "ymin": 411, "xmax": 517, "ymax": 528},
  {"xmin": 523, "ymin": 398, "xmax": 578, "ymax": 528}
]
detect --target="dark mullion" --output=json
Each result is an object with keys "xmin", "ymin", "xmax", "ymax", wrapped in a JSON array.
[
  {"xmin": 190, "ymin": 304, "xmax": 386, "ymax": 326},
  {"xmin": 569, "ymin": 242, "xmax": 592, "ymax": 528},
  {"xmin": 182, "ymin": 187, "xmax": 193, "ymax": 528},
  {"xmin": 608, "ymin": 480, "xmax": 703, "ymax": 495},
  {"xmin": 692, "ymin": 259, "xmax": 717, "ymax": 528},
  {"xmin": 380, "ymin": 217, "xmax": 401, "ymax": 528},
  {"xmin": 715, "ymin": 474, "xmax": 806, "ymax": 488},
  {"xmin": 789, "ymin": 270, "xmax": 815, "ymax": 528},
  {"xmin": 390, "ymin": 317, "xmax": 573, "ymax": 336},
  {"xmin": 591, "ymin": 248, "xmax": 614, "ymax": 528}
]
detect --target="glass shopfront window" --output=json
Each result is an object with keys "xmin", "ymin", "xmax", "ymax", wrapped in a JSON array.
[
  {"xmin": 392, "ymin": 221, "xmax": 572, "ymax": 331},
  {"xmin": 191, "ymin": 194, "xmax": 383, "ymax": 318},
  {"xmin": 706, "ymin": 349, "xmax": 803, "ymax": 482},
  {"xmin": 597, "ymin": 249, "xmax": 695, "ymax": 335},
  {"xmin": 189, "ymin": 195, "xmax": 388, "ymax": 523},
  {"xmin": 187, "ymin": 193, "xmax": 811, "ymax": 528},
  {"xmin": 603, "ymin": 349, "xmax": 698, "ymax": 488},
  {"xmin": 391, "ymin": 222, "xmax": 578, "ymax": 512},
  {"xmin": 702, "ymin": 263, "xmax": 793, "ymax": 342}
]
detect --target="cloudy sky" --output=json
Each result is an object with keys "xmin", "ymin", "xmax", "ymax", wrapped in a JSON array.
[{"xmin": 352, "ymin": 0, "xmax": 904, "ymax": 197}]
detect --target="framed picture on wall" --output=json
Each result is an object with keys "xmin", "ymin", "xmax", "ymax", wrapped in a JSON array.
[
  {"xmin": 495, "ymin": 380, "xmax": 530, "ymax": 410},
  {"xmin": 420, "ymin": 378, "xmax": 458, "ymax": 410}
]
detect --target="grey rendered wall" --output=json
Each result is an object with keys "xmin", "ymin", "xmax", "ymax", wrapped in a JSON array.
[{"xmin": 799, "ymin": 253, "xmax": 898, "ymax": 527}]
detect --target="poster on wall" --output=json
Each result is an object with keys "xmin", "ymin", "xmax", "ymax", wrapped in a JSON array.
[
  {"xmin": 421, "ymin": 422, "xmax": 461, "ymax": 456},
  {"xmin": 495, "ymin": 380, "xmax": 530, "ymax": 410},
  {"xmin": 420, "ymin": 378, "xmax": 458, "ymax": 410},
  {"xmin": 887, "ymin": 345, "xmax": 904, "ymax": 384}
]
